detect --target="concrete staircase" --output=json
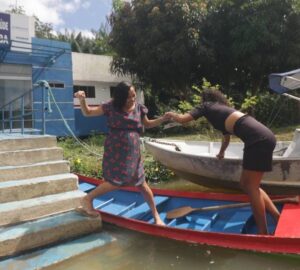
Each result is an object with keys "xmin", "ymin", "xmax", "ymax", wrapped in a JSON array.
[{"xmin": 0, "ymin": 134, "xmax": 102, "ymax": 259}]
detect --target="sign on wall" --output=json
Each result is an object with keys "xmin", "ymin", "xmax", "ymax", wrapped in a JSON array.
[
  {"xmin": 0, "ymin": 12, "xmax": 10, "ymax": 48},
  {"xmin": 0, "ymin": 12, "xmax": 35, "ymax": 52}
]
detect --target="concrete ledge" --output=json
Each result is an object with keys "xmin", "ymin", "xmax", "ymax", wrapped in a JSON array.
[
  {"xmin": 0, "ymin": 211, "xmax": 102, "ymax": 258},
  {"xmin": 0, "ymin": 147, "xmax": 64, "ymax": 166},
  {"xmin": 0, "ymin": 174, "xmax": 79, "ymax": 203},
  {"xmin": 0, "ymin": 190, "xmax": 85, "ymax": 226},
  {"xmin": 0, "ymin": 136, "xmax": 57, "ymax": 152},
  {"xmin": 0, "ymin": 160, "xmax": 70, "ymax": 182},
  {"xmin": 0, "ymin": 232, "xmax": 113, "ymax": 270}
]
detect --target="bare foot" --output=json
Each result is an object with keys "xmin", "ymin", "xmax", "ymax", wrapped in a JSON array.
[
  {"xmin": 77, "ymin": 196, "xmax": 99, "ymax": 217},
  {"xmin": 155, "ymin": 216, "xmax": 166, "ymax": 226}
]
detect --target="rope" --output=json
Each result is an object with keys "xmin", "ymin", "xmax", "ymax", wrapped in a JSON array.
[
  {"xmin": 267, "ymin": 96, "xmax": 288, "ymax": 128},
  {"xmin": 266, "ymin": 95, "xmax": 281, "ymax": 128},
  {"xmin": 47, "ymin": 86, "xmax": 102, "ymax": 157},
  {"xmin": 147, "ymin": 138, "xmax": 181, "ymax": 152}
]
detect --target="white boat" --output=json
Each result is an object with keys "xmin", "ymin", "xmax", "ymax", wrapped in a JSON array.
[{"xmin": 144, "ymin": 129, "xmax": 300, "ymax": 195}]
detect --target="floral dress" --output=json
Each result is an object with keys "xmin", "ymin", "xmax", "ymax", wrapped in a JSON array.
[{"xmin": 101, "ymin": 100, "xmax": 148, "ymax": 186}]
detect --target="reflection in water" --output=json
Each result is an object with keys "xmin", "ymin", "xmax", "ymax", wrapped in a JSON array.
[{"xmin": 49, "ymin": 224, "xmax": 300, "ymax": 270}]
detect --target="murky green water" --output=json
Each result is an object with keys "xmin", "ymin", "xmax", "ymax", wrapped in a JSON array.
[
  {"xmin": 48, "ymin": 224, "xmax": 300, "ymax": 270},
  {"xmin": 48, "ymin": 180, "xmax": 300, "ymax": 270}
]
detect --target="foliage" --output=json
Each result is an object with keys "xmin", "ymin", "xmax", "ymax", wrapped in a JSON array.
[
  {"xmin": 109, "ymin": 0, "xmax": 210, "ymax": 95},
  {"xmin": 58, "ymin": 135, "xmax": 174, "ymax": 182},
  {"xmin": 162, "ymin": 78, "xmax": 229, "ymax": 134},
  {"xmin": 249, "ymin": 92, "xmax": 300, "ymax": 128},
  {"xmin": 58, "ymin": 136, "xmax": 104, "ymax": 178},
  {"xmin": 6, "ymin": 4, "xmax": 113, "ymax": 55},
  {"xmin": 109, "ymin": 0, "xmax": 300, "ymax": 108},
  {"xmin": 55, "ymin": 23, "xmax": 113, "ymax": 55},
  {"xmin": 240, "ymin": 93, "xmax": 259, "ymax": 114},
  {"xmin": 5, "ymin": 5, "xmax": 25, "ymax": 14},
  {"xmin": 144, "ymin": 158, "xmax": 175, "ymax": 183},
  {"xmin": 203, "ymin": 0, "xmax": 300, "ymax": 95},
  {"xmin": 35, "ymin": 17, "xmax": 55, "ymax": 39}
]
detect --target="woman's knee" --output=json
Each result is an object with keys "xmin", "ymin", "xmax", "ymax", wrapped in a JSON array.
[{"xmin": 239, "ymin": 170, "xmax": 263, "ymax": 192}]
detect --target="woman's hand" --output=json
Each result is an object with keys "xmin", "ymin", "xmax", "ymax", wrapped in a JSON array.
[
  {"xmin": 164, "ymin": 112, "xmax": 194, "ymax": 124},
  {"xmin": 74, "ymin": 90, "xmax": 86, "ymax": 101},
  {"xmin": 216, "ymin": 152, "xmax": 225, "ymax": 160},
  {"xmin": 164, "ymin": 112, "xmax": 178, "ymax": 121}
]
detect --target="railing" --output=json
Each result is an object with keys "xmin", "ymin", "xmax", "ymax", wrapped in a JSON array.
[{"xmin": 0, "ymin": 81, "xmax": 50, "ymax": 135}]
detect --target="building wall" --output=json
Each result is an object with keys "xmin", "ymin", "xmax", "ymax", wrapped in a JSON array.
[
  {"xmin": 32, "ymin": 38, "xmax": 75, "ymax": 136},
  {"xmin": 0, "ymin": 12, "xmax": 75, "ymax": 137},
  {"xmin": 72, "ymin": 52, "xmax": 141, "ymax": 136},
  {"xmin": 1, "ymin": 12, "xmax": 142, "ymax": 137}
]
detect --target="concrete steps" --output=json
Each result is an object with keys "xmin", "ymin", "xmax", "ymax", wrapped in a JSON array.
[
  {"xmin": 0, "ymin": 134, "xmax": 103, "ymax": 261},
  {"xmin": 0, "ymin": 232, "xmax": 114, "ymax": 270},
  {"xmin": 0, "ymin": 160, "xmax": 70, "ymax": 182},
  {"xmin": 0, "ymin": 173, "xmax": 78, "ymax": 203},
  {"xmin": 0, "ymin": 135, "xmax": 57, "ymax": 151},
  {"xmin": 0, "ymin": 147, "xmax": 63, "ymax": 166},
  {"xmin": 0, "ymin": 211, "xmax": 102, "ymax": 258},
  {"xmin": 0, "ymin": 190, "xmax": 85, "ymax": 227}
]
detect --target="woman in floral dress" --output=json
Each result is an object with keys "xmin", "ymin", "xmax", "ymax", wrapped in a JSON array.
[{"xmin": 74, "ymin": 81, "xmax": 168, "ymax": 225}]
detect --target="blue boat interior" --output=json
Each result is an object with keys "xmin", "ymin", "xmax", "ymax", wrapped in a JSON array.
[{"xmin": 79, "ymin": 181, "xmax": 282, "ymax": 235}]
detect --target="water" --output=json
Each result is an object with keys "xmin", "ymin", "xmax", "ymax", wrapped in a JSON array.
[
  {"xmin": 48, "ymin": 180, "xmax": 300, "ymax": 270},
  {"xmin": 48, "ymin": 224, "xmax": 300, "ymax": 270}
]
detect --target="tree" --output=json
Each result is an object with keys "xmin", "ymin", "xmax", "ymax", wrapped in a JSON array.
[
  {"xmin": 35, "ymin": 16, "xmax": 55, "ymax": 39},
  {"xmin": 91, "ymin": 23, "xmax": 114, "ymax": 55},
  {"xmin": 5, "ymin": 5, "xmax": 25, "ymax": 14},
  {"xmin": 109, "ymin": 0, "xmax": 210, "ymax": 97},
  {"xmin": 203, "ymin": 0, "xmax": 300, "ymax": 96}
]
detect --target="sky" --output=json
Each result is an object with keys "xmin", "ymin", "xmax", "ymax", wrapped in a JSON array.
[{"xmin": 1, "ymin": 0, "xmax": 113, "ymax": 38}]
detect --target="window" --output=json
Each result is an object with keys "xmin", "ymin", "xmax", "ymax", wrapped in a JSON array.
[
  {"xmin": 73, "ymin": 85, "xmax": 95, "ymax": 98},
  {"xmin": 48, "ymin": 82, "xmax": 65, "ymax": 88}
]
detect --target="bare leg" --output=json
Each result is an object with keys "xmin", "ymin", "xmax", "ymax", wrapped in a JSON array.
[
  {"xmin": 240, "ymin": 170, "xmax": 268, "ymax": 234},
  {"xmin": 79, "ymin": 181, "xmax": 119, "ymax": 217},
  {"xmin": 137, "ymin": 181, "xmax": 165, "ymax": 226},
  {"xmin": 259, "ymin": 188, "xmax": 280, "ymax": 222}
]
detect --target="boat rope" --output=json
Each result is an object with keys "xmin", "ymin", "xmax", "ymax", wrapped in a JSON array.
[
  {"xmin": 147, "ymin": 138, "xmax": 181, "ymax": 152},
  {"xmin": 46, "ymin": 84, "xmax": 102, "ymax": 158}
]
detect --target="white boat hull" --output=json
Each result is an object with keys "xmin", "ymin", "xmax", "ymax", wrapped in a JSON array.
[{"xmin": 144, "ymin": 130, "xmax": 300, "ymax": 194}]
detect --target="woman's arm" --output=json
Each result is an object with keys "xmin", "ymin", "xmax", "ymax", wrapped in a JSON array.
[
  {"xmin": 142, "ymin": 115, "xmax": 168, "ymax": 128},
  {"xmin": 216, "ymin": 134, "xmax": 231, "ymax": 159},
  {"xmin": 74, "ymin": 91, "xmax": 104, "ymax": 117},
  {"xmin": 164, "ymin": 112, "xmax": 194, "ymax": 124}
]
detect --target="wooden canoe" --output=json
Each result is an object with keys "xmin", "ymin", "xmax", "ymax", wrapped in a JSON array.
[{"xmin": 78, "ymin": 174, "xmax": 300, "ymax": 255}]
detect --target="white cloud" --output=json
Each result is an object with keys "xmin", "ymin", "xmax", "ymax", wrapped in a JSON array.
[
  {"xmin": 57, "ymin": 27, "xmax": 95, "ymax": 39},
  {"xmin": 0, "ymin": 0, "xmax": 91, "ymax": 27}
]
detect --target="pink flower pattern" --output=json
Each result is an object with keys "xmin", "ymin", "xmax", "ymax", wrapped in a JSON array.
[{"xmin": 101, "ymin": 100, "xmax": 148, "ymax": 186}]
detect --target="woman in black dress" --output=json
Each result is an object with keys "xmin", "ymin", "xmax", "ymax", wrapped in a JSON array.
[{"xmin": 165, "ymin": 89, "xmax": 280, "ymax": 234}]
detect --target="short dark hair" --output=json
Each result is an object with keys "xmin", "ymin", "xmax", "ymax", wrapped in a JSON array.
[
  {"xmin": 112, "ymin": 81, "xmax": 133, "ymax": 110},
  {"xmin": 201, "ymin": 89, "xmax": 229, "ymax": 106}
]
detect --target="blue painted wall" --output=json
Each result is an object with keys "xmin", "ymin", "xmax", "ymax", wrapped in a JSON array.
[
  {"xmin": 32, "ymin": 38, "xmax": 75, "ymax": 136},
  {"xmin": 74, "ymin": 108, "xmax": 108, "ymax": 136},
  {"xmin": 1, "ymin": 37, "xmax": 110, "ymax": 137}
]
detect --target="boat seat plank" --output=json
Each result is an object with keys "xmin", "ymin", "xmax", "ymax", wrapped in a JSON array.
[
  {"xmin": 94, "ymin": 198, "xmax": 114, "ymax": 209},
  {"xmin": 223, "ymin": 210, "xmax": 252, "ymax": 233},
  {"xmin": 79, "ymin": 182, "xmax": 95, "ymax": 192},
  {"xmin": 185, "ymin": 213, "xmax": 219, "ymax": 231},
  {"xmin": 122, "ymin": 196, "xmax": 169, "ymax": 219},
  {"xmin": 275, "ymin": 204, "xmax": 300, "ymax": 237},
  {"xmin": 116, "ymin": 202, "xmax": 137, "ymax": 215}
]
